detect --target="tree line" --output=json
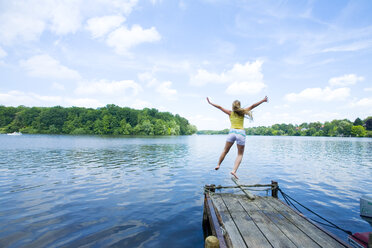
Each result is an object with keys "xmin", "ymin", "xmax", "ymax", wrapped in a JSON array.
[
  {"xmin": 0, "ymin": 105, "xmax": 197, "ymax": 136},
  {"xmin": 197, "ymin": 117, "xmax": 372, "ymax": 137}
]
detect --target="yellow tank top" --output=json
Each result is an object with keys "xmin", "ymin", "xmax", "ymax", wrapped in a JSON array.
[{"xmin": 230, "ymin": 112, "xmax": 244, "ymax": 129}]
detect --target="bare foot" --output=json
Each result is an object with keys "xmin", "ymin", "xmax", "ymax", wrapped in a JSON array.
[
  {"xmin": 215, "ymin": 165, "xmax": 220, "ymax": 170},
  {"xmin": 230, "ymin": 171, "xmax": 239, "ymax": 179}
]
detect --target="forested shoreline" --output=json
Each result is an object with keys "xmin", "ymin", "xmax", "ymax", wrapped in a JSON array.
[
  {"xmin": 198, "ymin": 117, "xmax": 372, "ymax": 137},
  {"xmin": 0, "ymin": 105, "xmax": 197, "ymax": 136}
]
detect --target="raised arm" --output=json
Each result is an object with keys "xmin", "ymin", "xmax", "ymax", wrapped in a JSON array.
[
  {"xmin": 245, "ymin": 96, "xmax": 268, "ymax": 111},
  {"xmin": 206, "ymin": 97, "xmax": 231, "ymax": 115}
]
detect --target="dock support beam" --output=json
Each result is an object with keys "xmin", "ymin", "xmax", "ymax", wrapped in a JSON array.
[
  {"xmin": 271, "ymin": 181, "xmax": 278, "ymax": 198},
  {"xmin": 203, "ymin": 191, "xmax": 227, "ymax": 248}
]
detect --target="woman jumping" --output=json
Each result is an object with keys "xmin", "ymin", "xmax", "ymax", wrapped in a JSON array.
[{"xmin": 206, "ymin": 96, "xmax": 268, "ymax": 179}]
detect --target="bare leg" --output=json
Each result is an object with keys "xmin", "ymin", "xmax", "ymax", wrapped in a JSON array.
[
  {"xmin": 230, "ymin": 144, "xmax": 245, "ymax": 179},
  {"xmin": 215, "ymin": 141, "xmax": 233, "ymax": 170}
]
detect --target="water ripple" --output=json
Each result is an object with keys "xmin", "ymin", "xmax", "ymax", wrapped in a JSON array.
[{"xmin": 0, "ymin": 135, "xmax": 371, "ymax": 247}]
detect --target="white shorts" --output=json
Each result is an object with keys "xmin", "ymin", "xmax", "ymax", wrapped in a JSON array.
[{"xmin": 226, "ymin": 129, "xmax": 246, "ymax": 146}]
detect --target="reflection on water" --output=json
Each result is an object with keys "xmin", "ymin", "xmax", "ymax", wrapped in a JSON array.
[{"xmin": 0, "ymin": 135, "xmax": 371, "ymax": 247}]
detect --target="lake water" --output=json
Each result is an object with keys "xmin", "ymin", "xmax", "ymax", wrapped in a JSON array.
[{"xmin": 0, "ymin": 134, "xmax": 371, "ymax": 247}]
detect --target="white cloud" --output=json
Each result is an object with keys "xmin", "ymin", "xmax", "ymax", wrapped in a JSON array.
[
  {"xmin": 51, "ymin": 82, "xmax": 65, "ymax": 91},
  {"xmin": 0, "ymin": 0, "xmax": 82, "ymax": 44},
  {"xmin": 257, "ymin": 110, "xmax": 344, "ymax": 127},
  {"xmin": 364, "ymin": 88, "xmax": 372, "ymax": 92},
  {"xmin": 329, "ymin": 74, "xmax": 364, "ymax": 87},
  {"xmin": 0, "ymin": 88, "xmax": 149, "ymax": 109},
  {"xmin": 0, "ymin": 11, "xmax": 45, "ymax": 44},
  {"xmin": 186, "ymin": 114, "xmax": 221, "ymax": 130},
  {"xmin": 138, "ymin": 71, "xmax": 158, "ymax": 87},
  {"xmin": 47, "ymin": 0, "xmax": 82, "ymax": 35},
  {"xmin": 190, "ymin": 69, "xmax": 226, "ymax": 86},
  {"xmin": 0, "ymin": 46, "xmax": 7, "ymax": 58},
  {"xmin": 65, "ymin": 97, "xmax": 103, "ymax": 108},
  {"xmin": 273, "ymin": 104, "xmax": 290, "ymax": 109},
  {"xmin": 20, "ymin": 54, "xmax": 81, "ymax": 80},
  {"xmin": 86, "ymin": 15, "xmax": 125, "ymax": 38},
  {"xmin": 285, "ymin": 87, "xmax": 350, "ymax": 102},
  {"xmin": 350, "ymin": 98, "xmax": 372, "ymax": 107},
  {"xmin": 0, "ymin": 0, "xmax": 140, "ymax": 45},
  {"xmin": 138, "ymin": 72, "xmax": 177, "ymax": 99},
  {"xmin": 0, "ymin": 90, "xmax": 105, "ymax": 108},
  {"xmin": 156, "ymin": 81, "xmax": 177, "ymax": 99},
  {"xmin": 99, "ymin": 0, "xmax": 139, "ymax": 15},
  {"xmin": 138, "ymin": 71, "xmax": 153, "ymax": 82},
  {"xmin": 309, "ymin": 112, "xmax": 342, "ymax": 121},
  {"xmin": 188, "ymin": 114, "xmax": 217, "ymax": 123},
  {"xmin": 190, "ymin": 60, "xmax": 266, "ymax": 95},
  {"xmin": 226, "ymin": 81, "xmax": 266, "ymax": 95},
  {"xmin": 130, "ymin": 99, "xmax": 153, "ymax": 109},
  {"xmin": 0, "ymin": 90, "xmax": 61, "ymax": 106},
  {"xmin": 75, "ymin": 80, "xmax": 142, "ymax": 96},
  {"xmin": 106, "ymin": 25, "xmax": 161, "ymax": 55},
  {"xmin": 322, "ymin": 40, "xmax": 372, "ymax": 53}
]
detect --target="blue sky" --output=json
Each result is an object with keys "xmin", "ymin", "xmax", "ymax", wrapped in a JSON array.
[{"xmin": 0, "ymin": 0, "xmax": 371, "ymax": 130}]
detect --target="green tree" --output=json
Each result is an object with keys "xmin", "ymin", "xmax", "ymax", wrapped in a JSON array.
[
  {"xmin": 119, "ymin": 119, "xmax": 132, "ymax": 135},
  {"xmin": 351, "ymin": 125, "xmax": 366, "ymax": 137},
  {"xmin": 0, "ymin": 105, "xmax": 196, "ymax": 136},
  {"xmin": 309, "ymin": 122, "xmax": 322, "ymax": 130},
  {"xmin": 0, "ymin": 106, "xmax": 18, "ymax": 128},
  {"xmin": 365, "ymin": 117, "xmax": 372, "ymax": 131},
  {"xmin": 154, "ymin": 119, "xmax": 167, "ymax": 135},
  {"xmin": 141, "ymin": 120, "xmax": 154, "ymax": 135},
  {"xmin": 39, "ymin": 106, "xmax": 67, "ymax": 133},
  {"xmin": 264, "ymin": 128, "xmax": 274, "ymax": 136},
  {"xmin": 322, "ymin": 122, "xmax": 332, "ymax": 136},
  {"xmin": 337, "ymin": 120, "xmax": 352, "ymax": 136},
  {"xmin": 366, "ymin": 131, "xmax": 372, "ymax": 137},
  {"xmin": 93, "ymin": 119, "xmax": 104, "ymax": 135},
  {"xmin": 167, "ymin": 120, "xmax": 180, "ymax": 135},
  {"xmin": 353, "ymin": 117, "xmax": 363, "ymax": 126},
  {"xmin": 313, "ymin": 130, "xmax": 324, "ymax": 136},
  {"xmin": 308, "ymin": 127, "xmax": 317, "ymax": 136},
  {"xmin": 47, "ymin": 124, "xmax": 59, "ymax": 134},
  {"xmin": 186, "ymin": 124, "xmax": 197, "ymax": 135}
]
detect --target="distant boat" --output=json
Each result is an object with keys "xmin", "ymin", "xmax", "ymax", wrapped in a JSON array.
[{"xmin": 7, "ymin": 132, "xmax": 22, "ymax": 136}]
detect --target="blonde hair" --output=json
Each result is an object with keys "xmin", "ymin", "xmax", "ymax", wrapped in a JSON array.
[{"xmin": 232, "ymin": 100, "xmax": 253, "ymax": 120}]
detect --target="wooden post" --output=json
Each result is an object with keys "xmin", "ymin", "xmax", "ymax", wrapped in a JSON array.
[
  {"xmin": 204, "ymin": 184, "xmax": 216, "ymax": 193},
  {"xmin": 271, "ymin": 181, "xmax": 278, "ymax": 198},
  {"xmin": 203, "ymin": 203, "xmax": 208, "ymax": 223},
  {"xmin": 368, "ymin": 232, "xmax": 372, "ymax": 248},
  {"xmin": 205, "ymin": 236, "xmax": 219, "ymax": 248},
  {"xmin": 210, "ymin": 184, "xmax": 216, "ymax": 192},
  {"xmin": 202, "ymin": 195, "xmax": 211, "ymax": 239}
]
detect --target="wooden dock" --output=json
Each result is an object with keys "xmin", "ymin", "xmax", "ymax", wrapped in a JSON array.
[{"xmin": 203, "ymin": 182, "xmax": 351, "ymax": 248}]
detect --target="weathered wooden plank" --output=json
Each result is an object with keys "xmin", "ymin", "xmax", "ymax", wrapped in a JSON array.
[
  {"xmin": 262, "ymin": 197, "xmax": 349, "ymax": 248},
  {"xmin": 211, "ymin": 194, "xmax": 247, "ymax": 248},
  {"xmin": 205, "ymin": 194, "xmax": 228, "ymax": 248},
  {"xmin": 254, "ymin": 197, "xmax": 321, "ymax": 248},
  {"xmin": 236, "ymin": 195, "xmax": 297, "ymax": 248},
  {"xmin": 221, "ymin": 194, "xmax": 272, "ymax": 248}
]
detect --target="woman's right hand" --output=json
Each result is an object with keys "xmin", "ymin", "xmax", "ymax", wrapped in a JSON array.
[
  {"xmin": 263, "ymin": 96, "xmax": 268, "ymax": 102},
  {"xmin": 206, "ymin": 97, "xmax": 211, "ymax": 104}
]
